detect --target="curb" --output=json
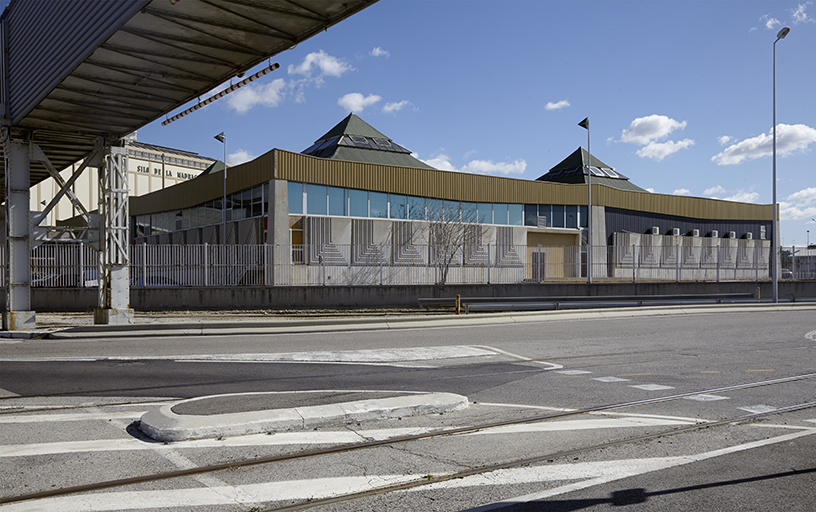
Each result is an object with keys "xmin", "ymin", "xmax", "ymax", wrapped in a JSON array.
[
  {"xmin": 41, "ymin": 302, "xmax": 816, "ymax": 339},
  {"xmin": 138, "ymin": 391, "xmax": 469, "ymax": 442}
]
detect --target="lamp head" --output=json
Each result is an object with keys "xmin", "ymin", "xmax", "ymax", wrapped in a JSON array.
[{"xmin": 777, "ymin": 27, "xmax": 790, "ymax": 39}]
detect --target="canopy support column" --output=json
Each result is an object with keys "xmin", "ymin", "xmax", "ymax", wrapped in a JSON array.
[
  {"xmin": 2, "ymin": 131, "xmax": 35, "ymax": 330},
  {"xmin": 94, "ymin": 144, "xmax": 132, "ymax": 325}
]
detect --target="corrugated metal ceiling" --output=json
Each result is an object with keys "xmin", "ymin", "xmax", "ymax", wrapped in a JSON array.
[{"xmin": 0, "ymin": 0, "xmax": 379, "ymax": 203}]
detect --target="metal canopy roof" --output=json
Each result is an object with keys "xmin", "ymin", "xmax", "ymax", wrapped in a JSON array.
[{"xmin": 0, "ymin": 0, "xmax": 379, "ymax": 203}]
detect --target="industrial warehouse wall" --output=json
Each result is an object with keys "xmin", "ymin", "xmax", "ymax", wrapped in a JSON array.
[{"xmin": 13, "ymin": 280, "xmax": 816, "ymax": 312}]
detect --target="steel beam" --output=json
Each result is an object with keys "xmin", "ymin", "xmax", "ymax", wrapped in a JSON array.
[{"xmin": 94, "ymin": 144, "xmax": 132, "ymax": 325}]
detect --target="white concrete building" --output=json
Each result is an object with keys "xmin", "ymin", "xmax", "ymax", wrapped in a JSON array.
[{"xmin": 30, "ymin": 134, "xmax": 216, "ymax": 225}]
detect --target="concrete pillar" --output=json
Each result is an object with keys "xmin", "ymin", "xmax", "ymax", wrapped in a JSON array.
[
  {"xmin": 267, "ymin": 178, "xmax": 290, "ymax": 285},
  {"xmin": 3, "ymin": 138, "xmax": 35, "ymax": 330}
]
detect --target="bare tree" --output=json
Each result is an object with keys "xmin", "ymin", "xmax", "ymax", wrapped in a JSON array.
[{"xmin": 427, "ymin": 199, "xmax": 479, "ymax": 285}]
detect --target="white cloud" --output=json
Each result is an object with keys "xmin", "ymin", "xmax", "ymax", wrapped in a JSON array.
[
  {"xmin": 370, "ymin": 47, "xmax": 390, "ymax": 58},
  {"xmin": 787, "ymin": 187, "xmax": 816, "ymax": 205},
  {"xmin": 718, "ymin": 135, "xmax": 732, "ymax": 146},
  {"xmin": 337, "ymin": 93, "xmax": 382, "ymax": 113},
  {"xmin": 288, "ymin": 51, "xmax": 352, "ymax": 78},
  {"xmin": 545, "ymin": 100, "xmax": 570, "ymax": 111},
  {"xmin": 226, "ymin": 78, "xmax": 287, "ymax": 114},
  {"xmin": 780, "ymin": 202, "xmax": 816, "ymax": 221},
  {"xmin": 761, "ymin": 14, "xmax": 781, "ymax": 29},
  {"xmin": 673, "ymin": 188, "xmax": 691, "ymax": 196},
  {"xmin": 383, "ymin": 100, "xmax": 412, "ymax": 114},
  {"xmin": 636, "ymin": 139, "xmax": 694, "ymax": 161},
  {"xmin": 645, "ymin": 188, "xmax": 655, "ymax": 193},
  {"xmin": 723, "ymin": 190, "xmax": 760, "ymax": 203},
  {"xmin": 704, "ymin": 185, "xmax": 727, "ymax": 196},
  {"xmin": 418, "ymin": 153, "xmax": 526, "ymax": 175},
  {"xmin": 711, "ymin": 124, "xmax": 816, "ymax": 165},
  {"xmin": 228, "ymin": 149, "xmax": 255, "ymax": 165},
  {"xmin": 791, "ymin": 2, "xmax": 815, "ymax": 24},
  {"xmin": 781, "ymin": 187, "xmax": 816, "ymax": 220},
  {"xmin": 460, "ymin": 159, "xmax": 527, "ymax": 175},
  {"xmin": 621, "ymin": 115, "xmax": 687, "ymax": 145}
]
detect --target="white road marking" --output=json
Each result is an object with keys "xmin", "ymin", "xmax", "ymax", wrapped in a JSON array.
[
  {"xmin": 5, "ymin": 428, "xmax": 814, "ymax": 512},
  {"xmin": 0, "ymin": 411, "xmax": 146, "ymax": 423},
  {"xmin": 629, "ymin": 384, "xmax": 675, "ymax": 391},
  {"xmin": 593, "ymin": 376, "xmax": 630, "ymax": 382},
  {"xmin": 556, "ymin": 370, "xmax": 593, "ymax": 375},
  {"xmin": 738, "ymin": 405, "xmax": 778, "ymax": 414},
  {"xmin": 456, "ymin": 427, "xmax": 816, "ymax": 512},
  {"xmin": 465, "ymin": 416, "xmax": 695, "ymax": 435},
  {"xmin": 805, "ymin": 330, "xmax": 816, "ymax": 341},
  {"xmin": 0, "ymin": 416, "xmax": 696, "ymax": 458},
  {"xmin": 683, "ymin": 394, "xmax": 730, "ymax": 402},
  {"xmin": 469, "ymin": 345, "xmax": 563, "ymax": 370}
]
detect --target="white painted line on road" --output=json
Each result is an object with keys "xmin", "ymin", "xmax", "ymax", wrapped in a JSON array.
[
  {"xmin": 629, "ymin": 384, "xmax": 675, "ymax": 391},
  {"xmin": 0, "ymin": 414, "xmax": 700, "ymax": 458},
  {"xmin": 593, "ymin": 376, "xmax": 630, "ymax": 382},
  {"xmin": 476, "ymin": 402, "xmax": 577, "ymax": 412},
  {"xmin": 455, "ymin": 427, "xmax": 816, "ymax": 512},
  {"xmin": 682, "ymin": 394, "xmax": 730, "ymax": 402},
  {"xmin": 805, "ymin": 330, "xmax": 816, "ymax": 341},
  {"xmin": 738, "ymin": 405, "xmax": 778, "ymax": 414},
  {"xmin": 0, "ymin": 346, "xmax": 498, "ymax": 365},
  {"xmin": 466, "ymin": 416, "xmax": 696, "ymax": 435},
  {"xmin": 469, "ymin": 345, "xmax": 563, "ymax": 370},
  {"xmin": 0, "ymin": 411, "xmax": 145, "ymax": 423},
  {"xmin": 555, "ymin": 370, "xmax": 593, "ymax": 375},
  {"xmin": 6, "ymin": 428, "xmax": 815, "ymax": 512}
]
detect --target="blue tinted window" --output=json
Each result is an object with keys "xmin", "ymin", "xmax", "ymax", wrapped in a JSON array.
[
  {"xmin": 462, "ymin": 202, "xmax": 477, "ymax": 223},
  {"xmin": 328, "ymin": 186, "xmax": 347, "ymax": 216},
  {"xmin": 552, "ymin": 205, "xmax": 565, "ymax": 228},
  {"xmin": 288, "ymin": 181, "xmax": 303, "ymax": 214},
  {"xmin": 427, "ymin": 198, "xmax": 443, "ymax": 221},
  {"xmin": 409, "ymin": 196, "xmax": 425, "ymax": 220},
  {"xmin": 306, "ymin": 184, "xmax": 327, "ymax": 215},
  {"xmin": 370, "ymin": 191, "xmax": 388, "ymax": 218},
  {"xmin": 390, "ymin": 194, "xmax": 408, "ymax": 219},
  {"xmin": 539, "ymin": 205, "xmax": 552, "ymax": 227},
  {"xmin": 524, "ymin": 204, "xmax": 538, "ymax": 226},
  {"xmin": 444, "ymin": 200, "xmax": 460, "ymax": 222},
  {"xmin": 566, "ymin": 205, "xmax": 578, "ymax": 228},
  {"xmin": 493, "ymin": 203, "xmax": 508, "ymax": 225},
  {"xmin": 477, "ymin": 203, "xmax": 492, "ymax": 224},
  {"xmin": 579, "ymin": 205, "xmax": 588, "ymax": 228},
  {"xmin": 349, "ymin": 189, "xmax": 368, "ymax": 217},
  {"xmin": 509, "ymin": 204, "xmax": 523, "ymax": 226}
]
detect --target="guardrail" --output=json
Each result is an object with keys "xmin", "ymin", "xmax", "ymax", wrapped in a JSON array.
[{"xmin": 419, "ymin": 293, "xmax": 758, "ymax": 313}]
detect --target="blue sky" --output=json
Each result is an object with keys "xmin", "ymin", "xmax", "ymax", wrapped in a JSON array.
[{"xmin": 12, "ymin": 1, "xmax": 816, "ymax": 245}]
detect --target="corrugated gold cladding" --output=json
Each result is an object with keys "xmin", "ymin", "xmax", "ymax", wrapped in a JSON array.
[
  {"xmin": 277, "ymin": 151, "xmax": 771, "ymax": 221},
  {"xmin": 133, "ymin": 148, "xmax": 771, "ymax": 222}
]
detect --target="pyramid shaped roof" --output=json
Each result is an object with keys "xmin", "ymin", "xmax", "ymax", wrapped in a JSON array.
[
  {"xmin": 302, "ymin": 114, "xmax": 435, "ymax": 170},
  {"xmin": 537, "ymin": 147, "xmax": 646, "ymax": 192},
  {"xmin": 314, "ymin": 113, "xmax": 390, "ymax": 142}
]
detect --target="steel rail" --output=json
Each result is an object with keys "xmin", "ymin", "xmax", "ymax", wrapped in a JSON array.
[{"xmin": 2, "ymin": 372, "xmax": 815, "ymax": 506}]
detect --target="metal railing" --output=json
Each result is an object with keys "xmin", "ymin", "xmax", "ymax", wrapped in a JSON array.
[{"xmin": 0, "ymin": 242, "xmax": 795, "ymax": 288}]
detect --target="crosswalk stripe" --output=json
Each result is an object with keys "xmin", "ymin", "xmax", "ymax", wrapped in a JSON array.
[{"xmin": 4, "ymin": 428, "xmax": 814, "ymax": 512}]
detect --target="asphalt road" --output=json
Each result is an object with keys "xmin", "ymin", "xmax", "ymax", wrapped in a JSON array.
[{"xmin": 1, "ymin": 307, "xmax": 815, "ymax": 511}]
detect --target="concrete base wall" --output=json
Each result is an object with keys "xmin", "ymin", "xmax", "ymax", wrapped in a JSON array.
[{"xmin": 11, "ymin": 280, "xmax": 816, "ymax": 311}]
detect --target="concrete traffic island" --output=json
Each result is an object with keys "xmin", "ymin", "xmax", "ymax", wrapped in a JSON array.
[{"xmin": 139, "ymin": 390, "xmax": 469, "ymax": 442}]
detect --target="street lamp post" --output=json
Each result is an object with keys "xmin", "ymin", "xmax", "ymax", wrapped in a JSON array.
[
  {"xmin": 772, "ymin": 26, "xmax": 790, "ymax": 303},
  {"xmin": 578, "ymin": 117, "xmax": 591, "ymax": 284},
  {"xmin": 214, "ymin": 132, "xmax": 227, "ymax": 244}
]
